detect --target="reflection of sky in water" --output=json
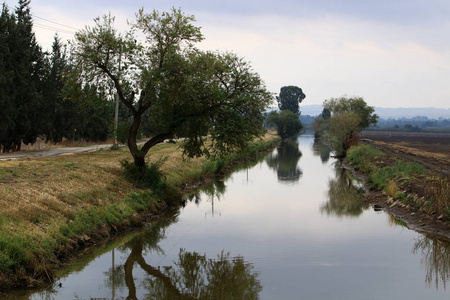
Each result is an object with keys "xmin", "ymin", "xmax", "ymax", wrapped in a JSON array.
[{"xmin": 24, "ymin": 135, "xmax": 449, "ymax": 300}]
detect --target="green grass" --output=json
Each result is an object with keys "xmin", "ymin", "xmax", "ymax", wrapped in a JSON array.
[
  {"xmin": 347, "ymin": 143, "xmax": 448, "ymax": 219},
  {"xmin": 0, "ymin": 133, "xmax": 280, "ymax": 289},
  {"xmin": 368, "ymin": 161, "xmax": 425, "ymax": 190},
  {"xmin": 346, "ymin": 143, "xmax": 383, "ymax": 173}
]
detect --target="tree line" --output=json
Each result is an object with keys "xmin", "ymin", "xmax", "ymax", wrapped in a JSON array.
[
  {"xmin": 0, "ymin": 0, "xmax": 123, "ymax": 152},
  {"xmin": 1, "ymin": 1, "xmax": 273, "ymax": 177}
]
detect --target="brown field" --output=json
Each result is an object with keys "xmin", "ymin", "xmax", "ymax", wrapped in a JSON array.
[
  {"xmin": 360, "ymin": 131, "xmax": 450, "ymax": 175},
  {"xmin": 359, "ymin": 131, "xmax": 450, "ymax": 239}
]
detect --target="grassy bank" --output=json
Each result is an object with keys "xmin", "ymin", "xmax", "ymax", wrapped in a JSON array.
[
  {"xmin": 0, "ymin": 133, "xmax": 280, "ymax": 290},
  {"xmin": 346, "ymin": 143, "xmax": 450, "ymax": 220}
]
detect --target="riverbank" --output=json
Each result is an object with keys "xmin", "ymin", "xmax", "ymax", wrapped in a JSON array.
[
  {"xmin": 0, "ymin": 133, "xmax": 280, "ymax": 291},
  {"xmin": 345, "ymin": 133, "xmax": 450, "ymax": 240}
]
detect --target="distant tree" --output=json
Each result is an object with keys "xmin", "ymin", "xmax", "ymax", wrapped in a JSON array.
[
  {"xmin": 64, "ymin": 82, "xmax": 114, "ymax": 141},
  {"xmin": 276, "ymin": 85, "xmax": 306, "ymax": 115},
  {"xmin": 314, "ymin": 96, "xmax": 378, "ymax": 157},
  {"xmin": 266, "ymin": 110, "xmax": 303, "ymax": 140},
  {"xmin": 320, "ymin": 107, "xmax": 331, "ymax": 119},
  {"xmin": 329, "ymin": 111, "xmax": 360, "ymax": 157},
  {"xmin": 323, "ymin": 96, "xmax": 378, "ymax": 129},
  {"xmin": 71, "ymin": 9, "xmax": 271, "ymax": 173},
  {"xmin": 312, "ymin": 116, "xmax": 330, "ymax": 139}
]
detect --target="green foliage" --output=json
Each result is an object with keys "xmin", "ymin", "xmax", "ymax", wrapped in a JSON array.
[
  {"xmin": 276, "ymin": 86, "xmax": 306, "ymax": 115},
  {"xmin": 323, "ymin": 96, "xmax": 378, "ymax": 130},
  {"xmin": 120, "ymin": 157, "xmax": 182, "ymax": 205},
  {"xmin": 346, "ymin": 144, "xmax": 383, "ymax": 173},
  {"xmin": 0, "ymin": 230, "xmax": 35, "ymax": 275},
  {"xmin": 0, "ymin": 3, "xmax": 115, "ymax": 150},
  {"xmin": 329, "ymin": 111, "xmax": 360, "ymax": 157},
  {"xmin": 121, "ymin": 158, "xmax": 167, "ymax": 191},
  {"xmin": 368, "ymin": 161, "xmax": 425, "ymax": 190},
  {"xmin": 266, "ymin": 110, "xmax": 303, "ymax": 140},
  {"xmin": 312, "ymin": 117, "xmax": 330, "ymax": 138},
  {"xmin": 347, "ymin": 143, "xmax": 425, "ymax": 190},
  {"xmin": 315, "ymin": 96, "xmax": 378, "ymax": 157},
  {"xmin": 71, "ymin": 8, "xmax": 272, "ymax": 170},
  {"xmin": 0, "ymin": 1, "xmax": 45, "ymax": 151}
]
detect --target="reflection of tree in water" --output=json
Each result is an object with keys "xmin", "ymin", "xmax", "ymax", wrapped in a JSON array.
[
  {"xmin": 413, "ymin": 234, "xmax": 450, "ymax": 290},
  {"xmin": 312, "ymin": 138, "xmax": 331, "ymax": 163},
  {"xmin": 103, "ymin": 212, "xmax": 261, "ymax": 299},
  {"xmin": 266, "ymin": 139, "xmax": 302, "ymax": 182},
  {"xmin": 320, "ymin": 164, "xmax": 368, "ymax": 218},
  {"xmin": 184, "ymin": 181, "xmax": 226, "ymax": 217}
]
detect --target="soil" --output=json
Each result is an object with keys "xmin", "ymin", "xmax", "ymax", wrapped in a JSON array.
[
  {"xmin": 360, "ymin": 131, "xmax": 450, "ymax": 176},
  {"xmin": 356, "ymin": 131, "xmax": 450, "ymax": 240}
]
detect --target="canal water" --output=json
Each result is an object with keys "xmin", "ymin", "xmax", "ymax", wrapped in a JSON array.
[{"xmin": 15, "ymin": 135, "xmax": 450, "ymax": 299}]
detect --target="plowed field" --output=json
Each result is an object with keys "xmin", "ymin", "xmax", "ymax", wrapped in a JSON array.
[{"xmin": 360, "ymin": 131, "xmax": 450, "ymax": 175}]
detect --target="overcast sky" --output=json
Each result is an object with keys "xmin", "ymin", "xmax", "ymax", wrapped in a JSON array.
[{"xmin": 13, "ymin": 0, "xmax": 450, "ymax": 108}]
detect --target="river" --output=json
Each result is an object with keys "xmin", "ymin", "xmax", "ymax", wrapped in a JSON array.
[{"xmin": 12, "ymin": 134, "xmax": 450, "ymax": 299}]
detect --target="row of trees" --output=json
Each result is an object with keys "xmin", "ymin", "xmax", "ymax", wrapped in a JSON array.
[
  {"xmin": 2, "ymin": 1, "xmax": 376, "ymax": 171},
  {"xmin": 1, "ymin": 2, "xmax": 273, "ymax": 170},
  {"xmin": 0, "ymin": 0, "xmax": 116, "ymax": 152}
]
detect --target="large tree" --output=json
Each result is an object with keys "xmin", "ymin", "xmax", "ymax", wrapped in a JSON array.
[
  {"xmin": 71, "ymin": 8, "xmax": 271, "ymax": 172},
  {"xmin": 276, "ymin": 85, "xmax": 306, "ymax": 115},
  {"xmin": 0, "ymin": 4, "xmax": 15, "ymax": 150},
  {"xmin": 0, "ymin": 0, "xmax": 46, "ymax": 151}
]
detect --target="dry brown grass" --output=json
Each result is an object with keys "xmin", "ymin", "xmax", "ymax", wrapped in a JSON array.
[
  {"xmin": 0, "ymin": 133, "xmax": 279, "ymax": 290},
  {"xmin": 0, "ymin": 149, "xmax": 130, "ymax": 237}
]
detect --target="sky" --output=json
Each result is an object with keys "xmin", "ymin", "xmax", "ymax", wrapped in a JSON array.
[{"xmin": 10, "ymin": 0, "xmax": 450, "ymax": 108}]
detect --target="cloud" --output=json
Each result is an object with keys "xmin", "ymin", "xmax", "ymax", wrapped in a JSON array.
[{"xmin": 28, "ymin": 0, "xmax": 450, "ymax": 108}]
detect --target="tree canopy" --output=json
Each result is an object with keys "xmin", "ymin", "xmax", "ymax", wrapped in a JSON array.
[
  {"xmin": 0, "ymin": 1, "xmax": 116, "ymax": 152},
  {"xmin": 313, "ymin": 96, "xmax": 378, "ymax": 157},
  {"xmin": 276, "ymin": 85, "xmax": 306, "ymax": 115},
  {"xmin": 266, "ymin": 110, "xmax": 303, "ymax": 140},
  {"xmin": 71, "ymin": 8, "xmax": 272, "ymax": 171},
  {"xmin": 323, "ymin": 96, "xmax": 378, "ymax": 129}
]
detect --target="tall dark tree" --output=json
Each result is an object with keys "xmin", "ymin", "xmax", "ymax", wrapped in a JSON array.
[
  {"xmin": 276, "ymin": 85, "xmax": 306, "ymax": 115},
  {"xmin": 0, "ymin": 0, "xmax": 46, "ymax": 151},
  {"xmin": 0, "ymin": 4, "xmax": 15, "ymax": 151}
]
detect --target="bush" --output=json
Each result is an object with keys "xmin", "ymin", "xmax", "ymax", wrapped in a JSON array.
[
  {"xmin": 347, "ymin": 144, "xmax": 383, "ymax": 173},
  {"xmin": 121, "ymin": 158, "xmax": 167, "ymax": 191},
  {"xmin": 120, "ymin": 158, "xmax": 181, "ymax": 205}
]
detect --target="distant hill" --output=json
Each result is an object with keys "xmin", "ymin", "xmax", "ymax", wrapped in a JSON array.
[
  {"xmin": 373, "ymin": 107, "xmax": 450, "ymax": 119},
  {"xmin": 297, "ymin": 105, "xmax": 450, "ymax": 119}
]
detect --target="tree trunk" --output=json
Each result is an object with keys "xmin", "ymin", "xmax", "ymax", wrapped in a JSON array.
[
  {"xmin": 128, "ymin": 113, "xmax": 145, "ymax": 174},
  {"xmin": 133, "ymin": 154, "xmax": 146, "ymax": 175}
]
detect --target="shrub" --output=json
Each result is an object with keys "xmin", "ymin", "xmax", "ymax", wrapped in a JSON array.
[
  {"xmin": 347, "ymin": 144, "xmax": 383, "ymax": 173},
  {"xmin": 120, "ymin": 158, "xmax": 167, "ymax": 193},
  {"xmin": 120, "ymin": 158, "xmax": 182, "ymax": 205}
]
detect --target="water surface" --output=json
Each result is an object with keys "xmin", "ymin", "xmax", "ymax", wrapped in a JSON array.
[{"xmin": 15, "ymin": 135, "xmax": 450, "ymax": 299}]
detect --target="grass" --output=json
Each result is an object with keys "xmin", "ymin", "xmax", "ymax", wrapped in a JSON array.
[
  {"xmin": 347, "ymin": 143, "xmax": 449, "ymax": 219},
  {"xmin": 0, "ymin": 133, "xmax": 280, "ymax": 290}
]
